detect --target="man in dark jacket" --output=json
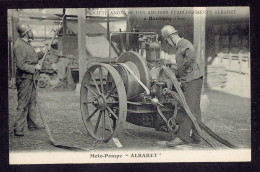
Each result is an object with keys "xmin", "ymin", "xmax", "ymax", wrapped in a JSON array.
[
  {"xmin": 13, "ymin": 22, "xmax": 44, "ymax": 136},
  {"xmin": 160, "ymin": 25, "xmax": 204, "ymax": 147}
]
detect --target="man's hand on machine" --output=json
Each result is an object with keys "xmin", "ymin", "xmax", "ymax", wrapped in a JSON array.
[
  {"xmin": 171, "ymin": 64, "xmax": 178, "ymax": 70},
  {"xmin": 52, "ymin": 25, "xmax": 63, "ymax": 33},
  {"xmin": 35, "ymin": 64, "xmax": 42, "ymax": 70}
]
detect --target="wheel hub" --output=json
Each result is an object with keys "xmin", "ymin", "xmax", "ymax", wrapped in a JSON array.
[{"xmin": 93, "ymin": 95, "xmax": 107, "ymax": 110}]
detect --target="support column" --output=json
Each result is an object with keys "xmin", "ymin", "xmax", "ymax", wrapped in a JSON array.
[
  {"xmin": 193, "ymin": 7, "xmax": 206, "ymax": 90},
  {"xmin": 63, "ymin": 8, "xmax": 67, "ymax": 35},
  {"xmin": 107, "ymin": 9, "xmax": 110, "ymax": 40},
  {"xmin": 77, "ymin": 8, "xmax": 87, "ymax": 84},
  {"xmin": 228, "ymin": 24, "xmax": 232, "ymax": 53},
  {"xmin": 10, "ymin": 9, "xmax": 19, "ymax": 88},
  {"xmin": 125, "ymin": 15, "xmax": 130, "ymax": 51}
]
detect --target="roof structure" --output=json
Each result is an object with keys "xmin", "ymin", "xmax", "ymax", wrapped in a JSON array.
[{"xmin": 65, "ymin": 21, "xmax": 107, "ymax": 35}]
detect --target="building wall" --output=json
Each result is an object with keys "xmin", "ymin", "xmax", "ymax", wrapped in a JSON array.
[
  {"xmin": 58, "ymin": 35, "xmax": 78, "ymax": 57},
  {"xmin": 206, "ymin": 23, "xmax": 249, "ymax": 65}
]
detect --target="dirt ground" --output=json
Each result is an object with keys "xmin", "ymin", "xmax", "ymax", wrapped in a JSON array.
[{"xmin": 9, "ymin": 72, "xmax": 251, "ymax": 152}]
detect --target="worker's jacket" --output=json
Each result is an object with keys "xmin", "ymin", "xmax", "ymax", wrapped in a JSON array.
[
  {"xmin": 175, "ymin": 38, "xmax": 204, "ymax": 83},
  {"xmin": 14, "ymin": 38, "xmax": 43, "ymax": 80}
]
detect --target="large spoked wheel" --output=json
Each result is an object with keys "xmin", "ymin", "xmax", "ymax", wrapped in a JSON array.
[{"xmin": 80, "ymin": 63, "xmax": 127, "ymax": 142}]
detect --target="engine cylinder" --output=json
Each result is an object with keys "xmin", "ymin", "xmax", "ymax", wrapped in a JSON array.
[{"xmin": 146, "ymin": 41, "xmax": 161, "ymax": 62}]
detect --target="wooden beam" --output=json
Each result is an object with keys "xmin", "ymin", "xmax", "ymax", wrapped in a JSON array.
[
  {"xmin": 19, "ymin": 12, "xmax": 125, "ymax": 21},
  {"xmin": 193, "ymin": 7, "xmax": 206, "ymax": 89},
  {"xmin": 78, "ymin": 8, "xmax": 87, "ymax": 83},
  {"xmin": 125, "ymin": 15, "xmax": 130, "ymax": 51},
  {"xmin": 11, "ymin": 10, "xmax": 19, "ymax": 46},
  {"xmin": 11, "ymin": 9, "xmax": 19, "ymax": 78},
  {"xmin": 228, "ymin": 24, "xmax": 232, "ymax": 53},
  {"xmin": 19, "ymin": 16, "xmax": 124, "ymax": 24},
  {"xmin": 57, "ymin": 14, "xmax": 126, "ymax": 20},
  {"xmin": 63, "ymin": 8, "xmax": 67, "ymax": 35},
  {"xmin": 107, "ymin": 9, "xmax": 110, "ymax": 39},
  {"xmin": 18, "ymin": 11, "xmax": 61, "ymax": 18}
]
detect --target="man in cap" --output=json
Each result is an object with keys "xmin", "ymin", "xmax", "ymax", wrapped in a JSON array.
[
  {"xmin": 13, "ymin": 22, "xmax": 44, "ymax": 136},
  {"xmin": 160, "ymin": 25, "xmax": 204, "ymax": 147}
]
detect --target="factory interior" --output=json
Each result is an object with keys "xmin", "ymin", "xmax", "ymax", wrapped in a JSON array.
[{"xmin": 8, "ymin": 8, "xmax": 251, "ymax": 162}]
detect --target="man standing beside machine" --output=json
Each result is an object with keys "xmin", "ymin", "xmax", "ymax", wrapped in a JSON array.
[
  {"xmin": 13, "ymin": 22, "xmax": 44, "ymax": 136},
  {"xmin": 160, "ymin": 25, "xmax": 204, "ymax": 147}
]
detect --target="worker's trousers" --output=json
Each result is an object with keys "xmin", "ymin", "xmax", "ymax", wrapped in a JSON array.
[
  {"xmin": 176, "ymin": 77, "xmax": 203, "ymax": 143},
  {"xmin": 14, "ymin": 78, "xmax": 38, "ymax": 132}
]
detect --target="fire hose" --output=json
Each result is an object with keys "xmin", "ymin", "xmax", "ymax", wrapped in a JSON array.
[
  {"xmin": 33, "ymin": 11, "xmax": 88, "ymax": 151},
  {"xmin": 122, "ymin": 63, "xmax": 236, "ymax": 148},
  {"xmin": 31, "ymin": 11, "xmax": 236, "ymax": 150},
  {"xmin": 161, "ymin": 66, "xmax": 236, "ymax": 149}
]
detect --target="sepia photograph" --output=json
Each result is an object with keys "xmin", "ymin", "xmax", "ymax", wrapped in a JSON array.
[{"xmin": 7, "ymin": 7, "xmax": 250, "ymax": 164}]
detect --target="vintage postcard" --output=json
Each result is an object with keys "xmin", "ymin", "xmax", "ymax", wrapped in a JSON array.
[{"xmin": 8, "ymin": 7, "xmax": 250, "ymax": 164}]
